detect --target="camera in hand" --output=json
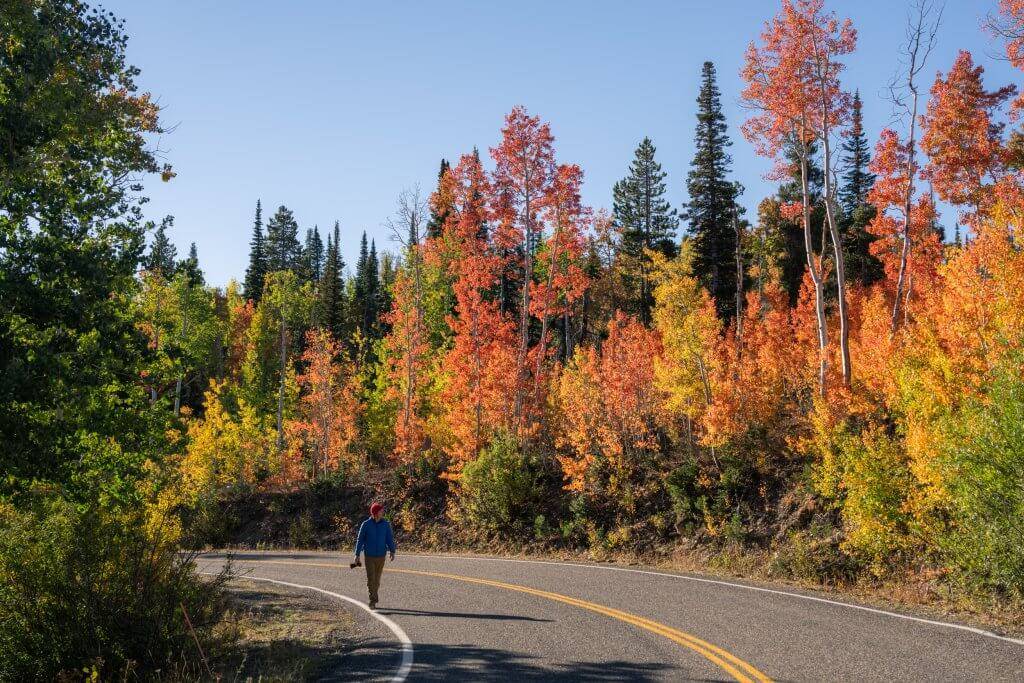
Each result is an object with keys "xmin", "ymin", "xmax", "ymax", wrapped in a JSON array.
[{"xmin": 350, "ymin": 559, "xmax": 361, "ymax": 569}]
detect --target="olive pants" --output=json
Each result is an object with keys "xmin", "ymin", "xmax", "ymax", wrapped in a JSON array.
[{"xmin": 364, "ymin": 555, "xmax": 386, "ymax": 604}]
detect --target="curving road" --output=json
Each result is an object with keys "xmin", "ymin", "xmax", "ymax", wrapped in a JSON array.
[{"xmin": 196, "ymin": 551, "xmax": 1023, "ymax": 682}]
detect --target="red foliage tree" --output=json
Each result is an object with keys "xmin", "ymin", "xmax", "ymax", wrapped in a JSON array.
[
  {"xmin": 740, "ymin": 0, "xmax": 857, "ymax": 392},
  {"xmin": 920, "ymin": 50, "xmax": 1016, "ymax": 221},
  {"xmin": 438, "ymin": 153, "xmax": 519, "ymax": 464}
]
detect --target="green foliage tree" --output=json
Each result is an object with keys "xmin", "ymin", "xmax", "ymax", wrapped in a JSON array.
[
  {"xmin": 0, "ymin": 0, "xmax": 169, "ymax": 492},
  {"xmin": 244, "ymin": 199, "xmax": 267, "ymax": 301},
  {"xmin": 178, "ymin": 241, "xmax": 204, "ymax": 287},
  {"xmin": 265, "ymin": 204, "xmax": 301, "ymax": 273},
  {"xmin": 613, "ymin": 138, "xmax": 678, "ymax": 324},
  {"xmin": 685, "ymin": 61, "xmax": 740, "ymax": 320},
  {"xmin": 839, "ymin": 91, "xmax": 883, "ymax": 286},
  {"xmin": 318, "ymin": 222, "xmax": 346, "ymax": 342},
  {"xmin": 145, "ymin": 216, "xmax": 178, "ymax": 276}
]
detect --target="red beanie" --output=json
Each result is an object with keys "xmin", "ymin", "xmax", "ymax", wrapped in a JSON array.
[{"xmin": 370, "ymin": 502, "xmax": 383, "ymax": 515}]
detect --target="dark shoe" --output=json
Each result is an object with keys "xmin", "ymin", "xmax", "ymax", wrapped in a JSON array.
[{"xmin": 369, "ymin": 601, "xmax": 377, "ymax": 610}]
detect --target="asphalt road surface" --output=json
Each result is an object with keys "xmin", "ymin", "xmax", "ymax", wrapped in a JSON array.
[{"xmin": 196, "ymin": 551, "xmax": 1024, "ymax": 682}]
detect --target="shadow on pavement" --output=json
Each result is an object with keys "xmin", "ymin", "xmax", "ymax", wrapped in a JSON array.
[
  {"xmin": 375, "ymin": 608, "xmax": 551, "ymax": 622},
  {"xmin": 335, "ymin": 640, "xmax": 704, "ymax": 682}
]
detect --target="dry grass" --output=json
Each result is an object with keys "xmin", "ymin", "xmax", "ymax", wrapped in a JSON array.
[{"xmin": 211, "ymin": 578, "xmax": 356, "ymax": 682}]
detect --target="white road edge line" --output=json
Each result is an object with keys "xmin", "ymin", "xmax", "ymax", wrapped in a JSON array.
[
  {"xmin": 411, "ymin": 554, "xmax": 1024, "ymax": 647},
  {"xmin": 200, "ymin": 570, "xmax": 414, "ymax": 682}
]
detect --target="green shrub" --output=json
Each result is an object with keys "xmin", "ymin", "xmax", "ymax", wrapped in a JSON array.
[
  {"xmin": 0, "ymin": 492, "xmax": 228, "ymax": 680},
  {"xmin": 665, "ymin": 459, "xmax": 704, "ymax": 529},
  {"xmin": 456, "ymin": 432, "xmax": 542, "ymax": 537},
  {"xmin": 938, "ymin": 358, "xmax": 1024, "ymax": 597}
]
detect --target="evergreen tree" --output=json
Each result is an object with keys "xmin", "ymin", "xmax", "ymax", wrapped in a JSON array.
[
  {"xmin": 298, "ymin": 225, "xmax": 324, "ymax": 285},
  {"xmin": 840, "ymin": 92, "xmax": 875, "ymax": 215},
  {"xmin": 839, "ymin": 91, "xmax": 883, "ymax": 286},
  {"xmin": 364, "ymin": 239, "xmax": 381, "ymax": 336},
  {"xmin": 685, "ymin": 61, "xmax": 741, "ymax": 320},
  {"xmin": 243, "ymin": 199, "xmax": 267, "ymax": 301},
  {"xmin": 426, "ymin": 158, "xmax": 451, "ymax": 239},
  {"xmin": 265, "ymin": 205, "xmax": 301, "ymax": 272},
  {"xmin": 145, "ymin": 216, "xmax": 177, "ymax": 277},
  {"xmin": 308, "ymin": 225, "xmax": 324, "ymax": 282},
  {"xmin": 318, "ymin": 222, "xmax": 345, "ymax": 341},
  {"xmin": 612, "ymin": 137, "xmax": 678, "ymax": 323},
  {"xmin": 178, "ymin": 242, "xmax": 204, "ymax": 286}
]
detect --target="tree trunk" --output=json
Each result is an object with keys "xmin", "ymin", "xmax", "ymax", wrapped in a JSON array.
[
  {"xmin": 822, "ymin": 132, "xmax": 852, "ymax": 386},
  {"xmin": 800, "ymin": 140, "xmax": 829, "ymax": 397}
]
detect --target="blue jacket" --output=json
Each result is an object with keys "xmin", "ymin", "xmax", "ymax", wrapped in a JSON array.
[{"xmin": 355, "ymin": 517, "xmax": 396, "ymax": 558}]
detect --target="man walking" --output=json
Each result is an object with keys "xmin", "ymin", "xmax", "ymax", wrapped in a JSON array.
[{"xmin": 354, "ymin": 502, "xmax": 396, "ymax": 609}]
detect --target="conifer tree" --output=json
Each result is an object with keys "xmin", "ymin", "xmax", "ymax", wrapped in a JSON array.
[
  {"xmin": 145, "ymin": 216, "xmax": 178, "ymax": 277},
  {"xmin": 179, "ymin": 242, "xmax": 204, "ymax": 286},
  {"xmin": 612, "ymin": 137, "xmax": 677, "ymax": 323},
  {"xmin": 364, "ymin": 239, "xmax": 381, "ymax": 336},
  {"xmin": 243, "ymin": 199, "xmax": 267, "ymax": 301},
  {"xmin": 265, "ymin": 205, "xmax": 301, "ymax": 272},
  {"xmin": 426, "ymin": 158, "xmax": 451, "ymax": 239},
  {"xmin": 685, "ymin": 61, "xmax": 741, "ymax": 320},
  {"xmin": 840, "ymin": 91, "xmax": 883, "ymax": 286},
  {"xmin": 351, "ymin": 231, "xmax": 370, "ymax": 336},
  {"xmin": 299, "ymin": 225, "xmax": 324, "ymax": 284},
  {"xmin": 318, "ymin": 222, "xmax": 345, "ymax": 341}
]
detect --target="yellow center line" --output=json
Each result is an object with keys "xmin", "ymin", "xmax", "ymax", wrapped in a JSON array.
[{"xmin": 218, "ymin": 558, "xmax": 772, "ymax": 683}]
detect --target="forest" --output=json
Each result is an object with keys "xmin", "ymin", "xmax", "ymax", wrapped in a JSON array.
[{"xmin": 2, "ymin": 0, "xmax": 1024, "ymax": 677}]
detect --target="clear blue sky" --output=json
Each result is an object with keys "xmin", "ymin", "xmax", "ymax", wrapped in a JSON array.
[{"xmin": 106, "ymin": 0, "xmax": 1017, "ymax": 286}]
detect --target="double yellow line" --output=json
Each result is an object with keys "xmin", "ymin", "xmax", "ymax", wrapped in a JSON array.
[{"xmin": 223, "ymin": 559, "xmax": 772, "ymax": 683}]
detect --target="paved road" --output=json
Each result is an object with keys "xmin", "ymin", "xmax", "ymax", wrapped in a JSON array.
[{"xmin": 197, "ymin": 551, "xmax": 1023, "ymax": 682}]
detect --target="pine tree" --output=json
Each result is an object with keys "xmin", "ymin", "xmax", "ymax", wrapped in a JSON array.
[
  {"xmin": 612, "ymin": 137, "xmax": 678, "ymax": 323},
  {"xmin": 145, "ymin": 216, "xmax": 178, "ymax": 277},
  {"xmin": 839, "ymin": 91, "xmax": 883, "ymax": 286},
  {"xmin": 685, "ymin": 61, "xmax": 740, "ymax": 320},
  {"xmin": 298, "ymin": 225, "xmax": 324, "ymax": 284},
  {"xmin": 265, "ymin": 205, "xmax": 301, "ymax": 272},
  {"xmin": 308, "ymin": 225, "xmax": 324, "ymax": 282},
  {"xmin": 364, "ymin": 239, "xmax": 381, "ymax": 336},
  {"xmin": 318, "ymin": 222, "xmax": 345, "ymax": 341},
  {"xmin": 351, "ymin": 231, "xmax": 370, "ymax": 337},
  {"xmin": 178, "ymin": 242, "xmax": 204, "ymax": 286},
  {"xmin": 426, "ymin": 158, "xmax": 451, "ymax": 239},
  {"xmin": 243, "ymin": 200, "xmax": 267, "ymax": 300}
]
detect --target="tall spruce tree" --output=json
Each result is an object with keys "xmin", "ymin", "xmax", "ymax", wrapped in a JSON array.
[
  {"xmin": 426, "ymin": 158, "xmax": 451, "ymax": 239},
  {"xmin": 612, "ymin": 137, "xmax": 677, "ymax": 323},
  {"xmin": 299, "ymin": 225, "xmax": 324, "ymax": 284},
  {"xmin": 243, "ymin": 199, "xmax": 267, "ymax": 300},
  {"xmin": 685, "ymin": 61, "xmax": 741, "ymax": 320},
  {"xmin": 265, "ymin": 205, "xmax": 300, "ymax": 272},
  {"xmin": 364, "ymin": 239, "xmax": 381, "ymax": 336},
  {"xmin": 145, "ymin": 216, "xmax": 177, "ymax": 277},
  {"xmin": 178, "ymin": 242, "xmax": 204, "ymax": 286},
  {"xmin": 839, "ymin": 91, "xmax": 883, "ymax": 286},
  {"xmin": 318, "ymin": 222, "xmax": 345, "ymax": 341}
]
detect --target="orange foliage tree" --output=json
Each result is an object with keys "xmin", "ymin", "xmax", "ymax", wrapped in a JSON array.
[
  {"xmin": 284, "ymin": 329, "xmax": 360, "ymax": 483},
  {"xmin": 437, "ymin": 153, "xmax": 519, "ymax": 465},
  {"xmin": 489, "ymin": 107, "xmax": 557, "ymax": 438},
  {"xmin": 920, "ymin": 50, "xmax": 1016, "ymax": 222},
  {"xmin": 555, "ymin": 313, "xmax": 663, "ymax": 508},
  {"xmin": 741, "ymin": 0, "xmax": 857, "ymax": 392}
]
